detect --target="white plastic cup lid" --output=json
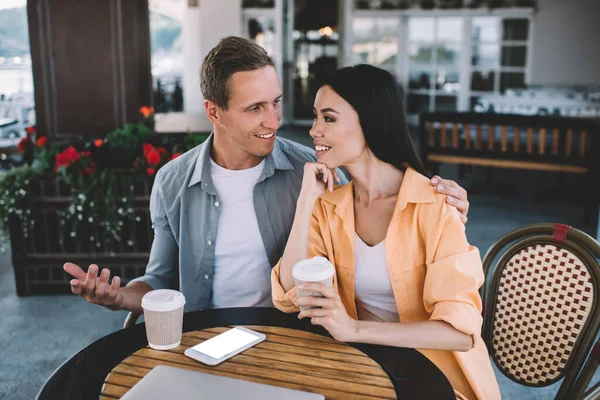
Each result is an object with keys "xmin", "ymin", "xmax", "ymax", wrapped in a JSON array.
[
  {"xmin": 141, "ymin": 289, "xmax": 186, "ymax": 312},
  {"xmin": 292, "ymin": 257, "xmax": 335, "ymax": 282}
]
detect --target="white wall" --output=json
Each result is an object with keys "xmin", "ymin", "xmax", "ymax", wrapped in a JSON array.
[
  {"xmin": 182, "ymin": 0, "xmax": 242, "ymax": 114},
  {"xmin": 199, "ymin": 0, "xmax": 242, "ymax": 63},
  {"xmin": 183, "ymin": 7, "xmax": 203, "ymax": 113},
  {"xmin": 530, "ymin": 0, "xmax": 600, "ymax": 86}
]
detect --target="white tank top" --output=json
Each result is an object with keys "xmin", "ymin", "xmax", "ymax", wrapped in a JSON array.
[{"xmin": 354, "ymin": 233, "xmax": 400, "ymax": 322}]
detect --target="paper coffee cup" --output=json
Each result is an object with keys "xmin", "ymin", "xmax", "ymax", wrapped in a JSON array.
[
  {"xmin": 141, "ymin": 289, "xmax": 186, "ymax": 350},
  {"xmin": 292, "ymin": 257, "xmax": 335, "ymax": 312}
]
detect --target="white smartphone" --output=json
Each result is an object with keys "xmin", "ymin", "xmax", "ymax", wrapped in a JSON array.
[{"xmin": 184, "ymin": 326, "xmax": 266, "ymax": 366}]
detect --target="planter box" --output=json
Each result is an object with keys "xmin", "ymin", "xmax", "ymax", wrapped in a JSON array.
[{"xmin": 10, "ymin": 178, "xmax": 153, "ymax": 296}]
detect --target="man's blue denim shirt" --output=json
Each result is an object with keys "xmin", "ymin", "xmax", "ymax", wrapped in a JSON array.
[{"xmin": 131, "ymin": 134, "xmax": 347, "ymax": 311}]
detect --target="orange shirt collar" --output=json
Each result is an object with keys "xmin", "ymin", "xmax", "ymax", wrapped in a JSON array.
[{"xmin": 321, "ymin": 167, "xmax": 437, "ymax": 217}]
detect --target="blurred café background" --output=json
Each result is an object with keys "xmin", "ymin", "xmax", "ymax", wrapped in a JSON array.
[{"xmin": 0, "ymin": 0, "xmax": 599, "ymax": 399}]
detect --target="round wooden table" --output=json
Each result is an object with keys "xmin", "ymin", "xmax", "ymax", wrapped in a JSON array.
[
  {"xmin": 36, "ymin": 308, "xmax": 455, "ymax": 399},
  {"xmin": 102, "ymin": 326, "xmax": 396, "ymax": 400}
]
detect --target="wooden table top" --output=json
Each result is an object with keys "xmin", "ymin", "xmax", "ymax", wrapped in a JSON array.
[{"xmin": 100, "ymin": 325, "xmax": 397, "ymax": 400}]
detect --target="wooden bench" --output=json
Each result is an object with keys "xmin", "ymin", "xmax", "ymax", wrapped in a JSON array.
[{"xmin": 419, "ymin": 112, "xmax": 600, "ymax": 223}]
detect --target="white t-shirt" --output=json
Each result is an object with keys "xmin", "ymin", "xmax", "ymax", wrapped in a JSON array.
[
  {"xmin": 354, "ymin": 233, "xmax": 400, "ymax": 322},
  {"xmin": 208, "ymin": 157, "xmax": 273, "ymax": 308}
]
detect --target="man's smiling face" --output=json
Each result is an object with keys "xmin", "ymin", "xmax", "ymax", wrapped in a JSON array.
[{"xmin": 217, "ymin": 66, "xmax": 283, "ymax": 158}]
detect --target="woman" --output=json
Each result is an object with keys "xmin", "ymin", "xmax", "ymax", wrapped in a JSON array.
[{"xmin": 271, "ymin": 65, "xmax": 500, "ymax": 400}]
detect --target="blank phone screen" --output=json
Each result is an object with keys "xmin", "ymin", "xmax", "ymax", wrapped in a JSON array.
[{"xmin": 190, "ymin": 328, "xmax": 258, "ymax": 359}]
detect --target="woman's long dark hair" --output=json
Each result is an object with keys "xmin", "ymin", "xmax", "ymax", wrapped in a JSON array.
[{"xmin": 320, "ymin": 64, "xmax": 429, "ymax": 178}]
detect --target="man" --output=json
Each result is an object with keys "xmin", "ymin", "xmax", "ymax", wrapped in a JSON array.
[{"xmin": 64, "ymin": 36, "xmax": 470, "ymax": 314}]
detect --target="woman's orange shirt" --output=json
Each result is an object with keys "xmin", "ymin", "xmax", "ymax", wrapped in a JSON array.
[{"xmin": 272, "ymin": 168, "xmax": 501, "ymax": 400}]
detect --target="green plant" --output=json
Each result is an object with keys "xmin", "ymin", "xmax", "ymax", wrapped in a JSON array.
[
  {"xmin": 0, "ymin": 165, "xmax": 43, "ymax": 252},
  {"xmin": 1, "ymin": 109, "xmax": 208, "ymax": 252},
  {"xmin": 59, "ymin": 168, "xmax": 139, "ymax": 249}
]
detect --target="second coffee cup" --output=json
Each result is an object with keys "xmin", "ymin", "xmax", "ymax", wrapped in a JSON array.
[
  {"xmin": 141, "ymin": 289, "xmax": 186, "ymax": 350},
  {"xmin": 292, "ymin": 256, "xmax": 335, "ymax": 312}
]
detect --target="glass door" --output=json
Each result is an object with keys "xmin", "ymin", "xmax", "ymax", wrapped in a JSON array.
[{"xmin": 289, "ymin": 0, "xmax": 340, "ymax": 123}]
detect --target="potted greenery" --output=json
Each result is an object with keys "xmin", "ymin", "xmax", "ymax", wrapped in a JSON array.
[{"xmin": 3, "ymin": 107, "xmax": 208, "ymax": 295}]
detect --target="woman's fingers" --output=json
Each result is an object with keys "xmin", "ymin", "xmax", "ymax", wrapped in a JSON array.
[
  {"xmin": 298, "ymin": 307, "xmax": 331, "ymax": 319},
  {"xmin": 304, "ymin": 163, "xmax": 339, "ymax": 194},
  {"xmin": 298, "ymin": 283, "xmax": 340, "ymax": 300},
  {"xmin": 327, "ymin": 170, "xmax": 334, "ymax": 192},
  {"xmin": 314, "ymin": 163, "xmax": 328, "ymax": 176},
  {"xmin": 297, "ymin": 296, "xmax": 336, "ymax": 309},
  {"xmin": 314, "ymin": 164, "xmax": 335, "ymax": 192},
  {"xmin": 332, "ymin": 169, "xmax": 341, "ymax": 184}
]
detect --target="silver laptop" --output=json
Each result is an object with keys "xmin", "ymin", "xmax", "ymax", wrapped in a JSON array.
[{"xmin": 121, "ymin": 365, "xmax": 325, "ymax": 400}]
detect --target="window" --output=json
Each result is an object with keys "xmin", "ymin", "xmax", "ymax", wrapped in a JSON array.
[
  {"xmin": 470, "ymin": 17, "xmax": 530, "ymax": 112},
  {"xmin": 148, "ymin": 0, "xmax": 185, "ymax": 113},
  {"xmin": 351, "ymin": 18, "xmax": 399, "ymax": 74},
  {"xmin": 242, "ymin": 1, "xmax": 283, "ymax": 115},
  {"xmin": 242, "ymin": 0, "xmax": 274, "ymax": 7},
  {"xmin": 0, "ymin": 0, "xmax": 35, "ymax": 135},
  {"xmin": 406, "ymin": 17, "xmax": 463, "ymax": 115},
  {"xmin": 348, "ymin": 10, "xmax": 532, "ymax": 121},
  {"xmin": 245, "ymin": 16, "xmax": 277, "ymax": 58}
]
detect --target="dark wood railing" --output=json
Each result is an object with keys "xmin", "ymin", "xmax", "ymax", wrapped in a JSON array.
[
  {"xmin": 419, "ymin": 112, "xmax": 600, "ymax": 223},
  {"xmin": 10, "ymin": 179, "xmax": 153, "ymax": 296}
]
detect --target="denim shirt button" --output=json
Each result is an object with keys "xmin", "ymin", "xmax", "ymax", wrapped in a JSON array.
[{"xmin": 204, "ymin": 274, "xmax": 210, "ymax": 280}]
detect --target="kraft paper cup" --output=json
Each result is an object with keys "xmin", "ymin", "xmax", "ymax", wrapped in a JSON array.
[
  {"xmin": 292, "ymin": 257, "xmax": 335, "ymax": 312},
  {"xmin": 141, "ymin": 289, "xmax": 185, "ymax": 350}
]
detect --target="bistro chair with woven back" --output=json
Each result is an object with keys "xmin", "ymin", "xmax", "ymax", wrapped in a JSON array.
[{"xmin": 481, "ymin": 223, "xmax": 600, "ymax": 399}]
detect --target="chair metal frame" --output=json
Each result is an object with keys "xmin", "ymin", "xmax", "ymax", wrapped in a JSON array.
[
  {"xmin": 482, "ymin": 223, "xmax": 600, "ymax": 400},
  {"xmin": 123, "ymin": 312, "xmax": 140, "ymax": 329}
]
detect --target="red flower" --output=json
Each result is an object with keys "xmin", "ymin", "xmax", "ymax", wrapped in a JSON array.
[
  {"xmin": 94, "ymin": 139, "xmax": 104, "ymax": 148},
  {"xmin": 169, "ymin": 152, "xmax": 181, "ymax": 161},
  {"xmin": 36, "ymin": 136, "xmax": 48, "ymax": 147},
  {"xmin": 81, "ymin": 151, "xmax": 91, "ymax": 157},
  {"xmin": 54, "ymin": 146, "xmax": 80, "ymax": 171},
  {"xmin": 86, "ymin": 161, "xmax": 98, "ymax": 175},
  {"xmin": 26, "ymin": 126, "xmax": 36, "ymax": 136},
  {"xmin": 143, "ymin": 143, "xmax": 154, "ymax": 156},
  {"xmin": 146, "ymin": 167, "xmax": 156, "ymax": 176},
  {"xmin": 140, "ymin": 106, "xmax": 154, "ymax": 118},
  {"xmin": 157, "ymin": 147, "xmax": 167, "ymax": 157},
  {"xmin": 145, "ymin": 149, "xmax": 161, "ymax": 165},
  {"xmin": 64, "ymin": 147, "xmax": 80, "ymax": 162},
  {"xmin": 18, "ymin": 137, "xmax": 32, "ymax": 153}
]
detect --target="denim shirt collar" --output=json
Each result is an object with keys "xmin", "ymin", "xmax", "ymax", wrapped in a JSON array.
[{"xmin": 188, "ymin": 133, "xmax": 295, "ymax": 190}]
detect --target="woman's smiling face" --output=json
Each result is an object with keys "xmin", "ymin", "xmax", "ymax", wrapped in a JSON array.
[{"xmin": 309, "ymin": 85, "xmax": 367, "ymax": 169}]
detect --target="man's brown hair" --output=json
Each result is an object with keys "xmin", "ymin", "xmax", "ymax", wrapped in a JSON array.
[{"xmin": 200, "ymin": 36, "xmax": 274, "ymax": 110}]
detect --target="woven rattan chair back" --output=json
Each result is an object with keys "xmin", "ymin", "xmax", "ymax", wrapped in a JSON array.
[{"xmin": 482, "ymin": 223, "xmax": 600, "ymax": 400}]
